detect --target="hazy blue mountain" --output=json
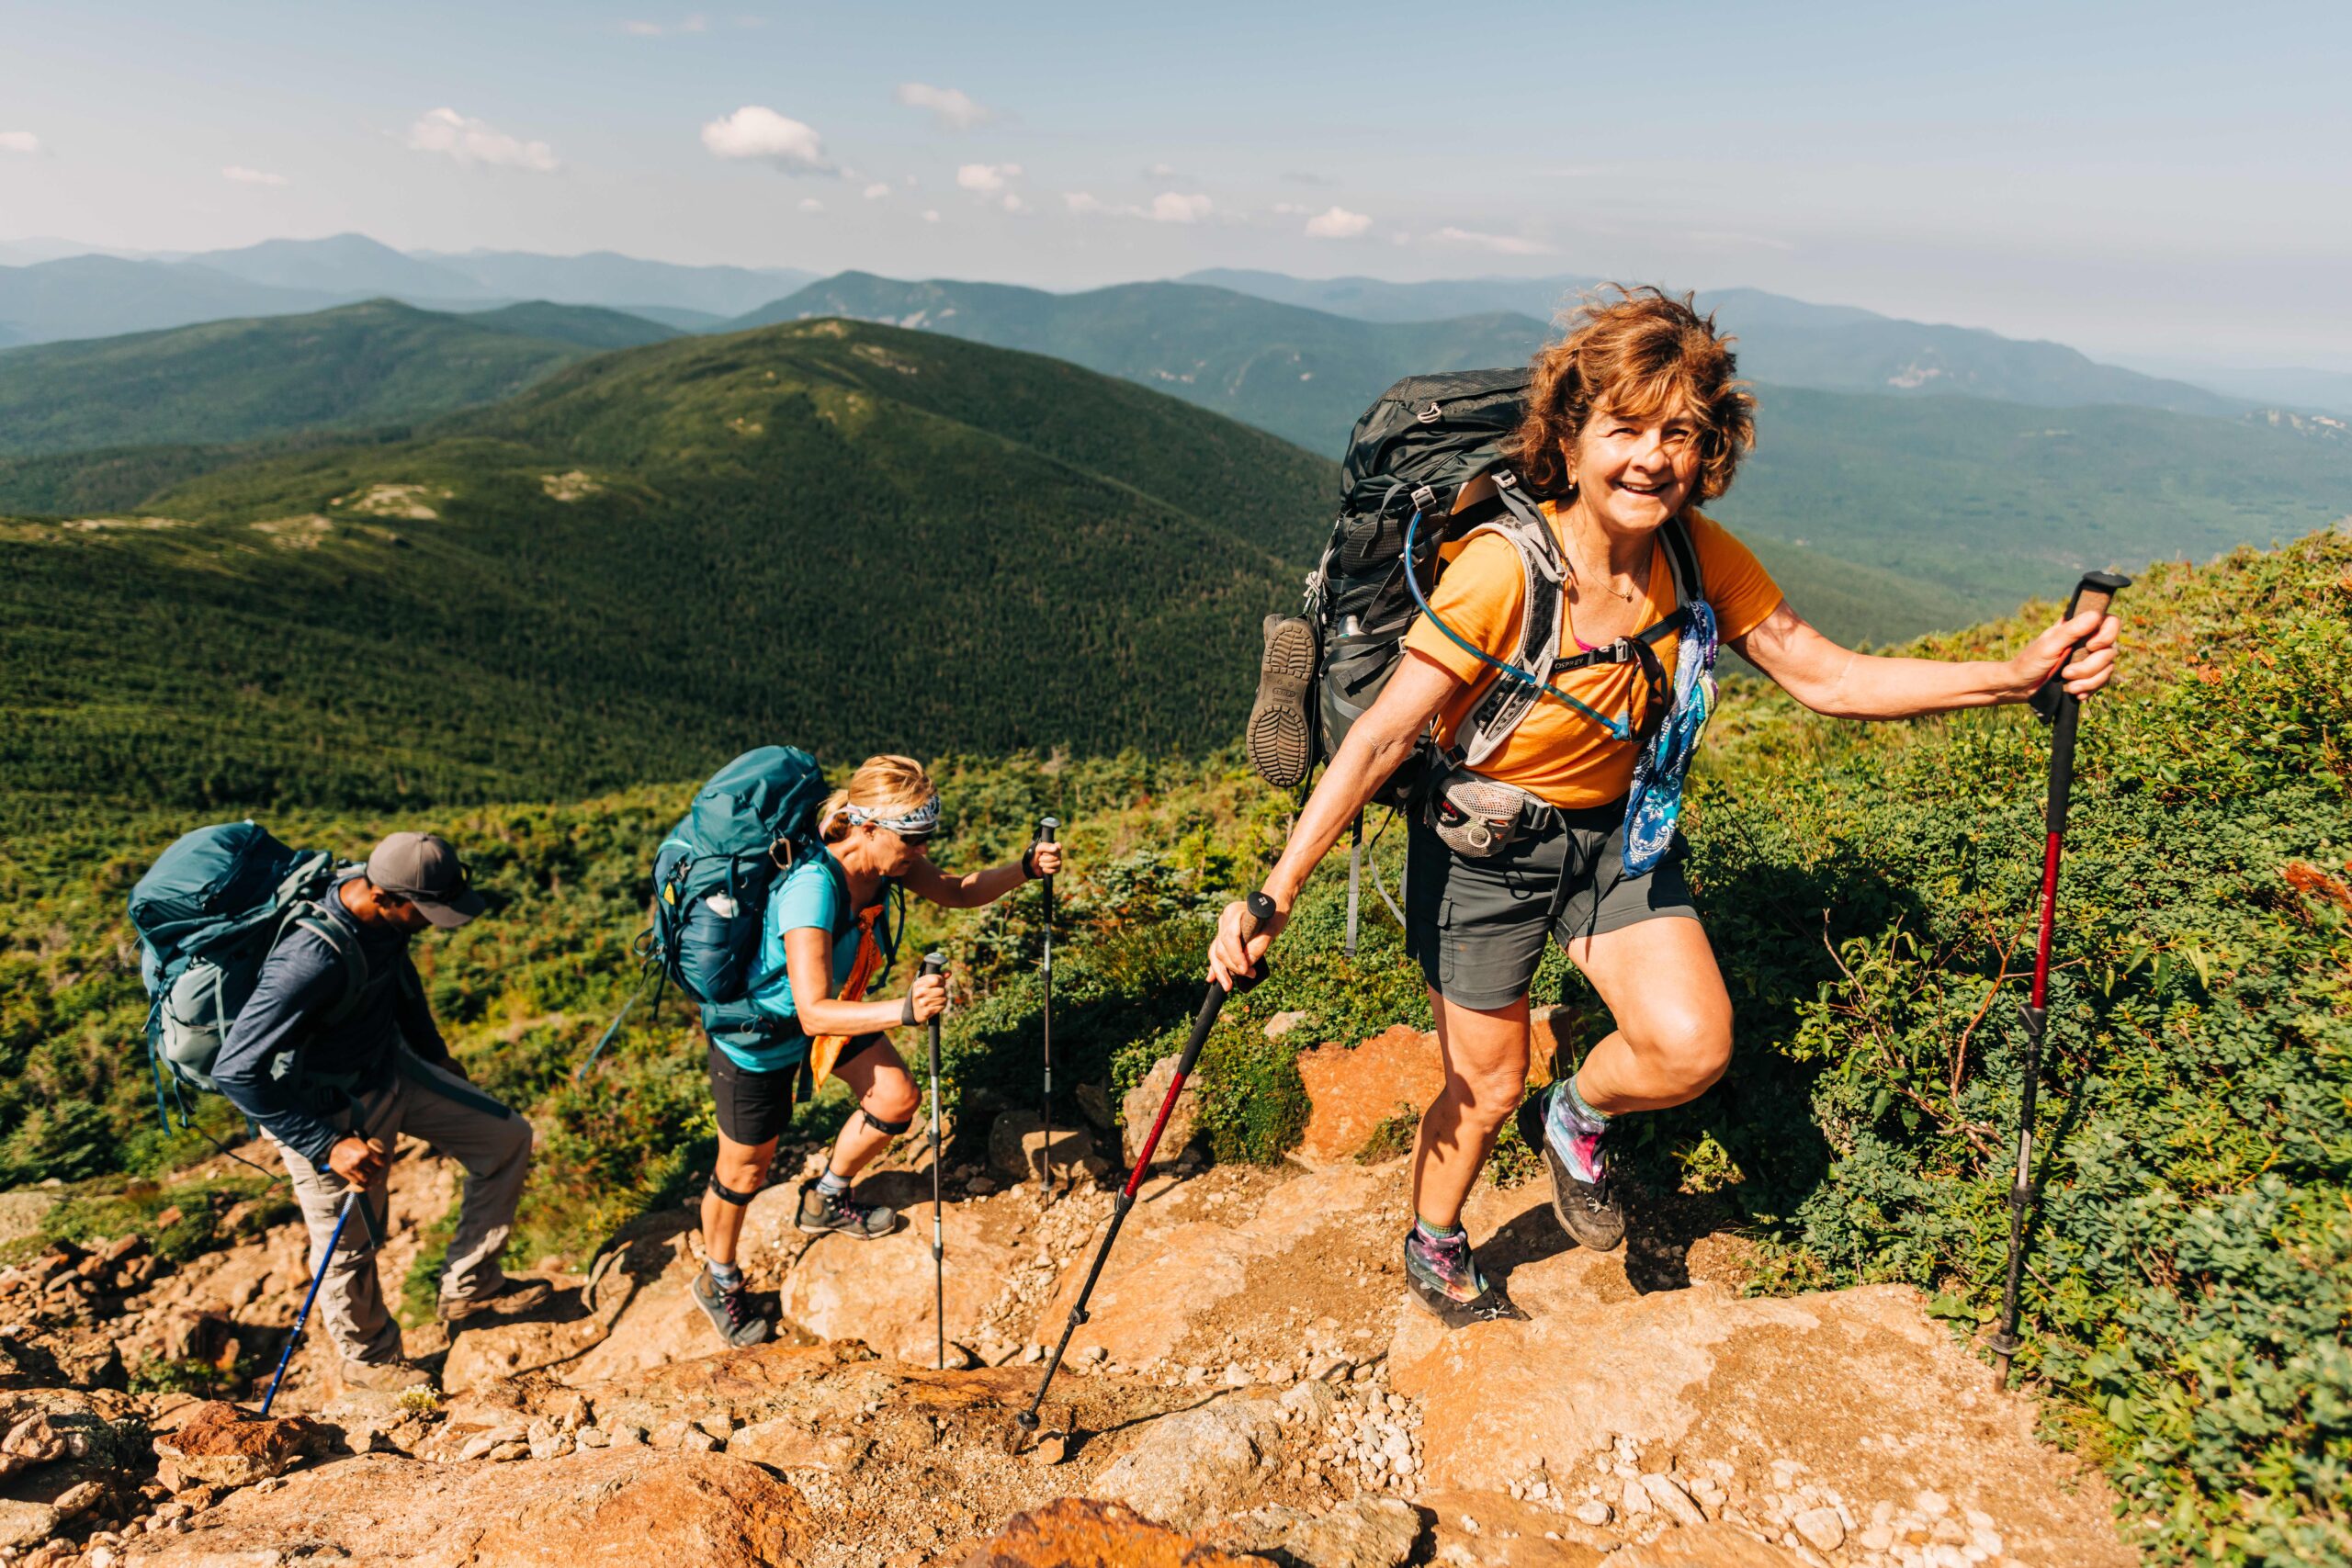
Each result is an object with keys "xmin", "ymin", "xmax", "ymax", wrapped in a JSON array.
[
  {"xmin": 0, "ymin": 255, "xmax": 351, "ymax": 344},
  {"xmin": 412, "ymin": 249, "xmax": 815, "ymax": 316},
  {"xmin": 615, "ymin": 304, "xmax": 731, "ymax": 333},
  {"xmin": 193, "ymin": 233, "xmax": 484, "ymax": 299},
  {"xmin": 2109, "ymin": 356, "xmax": 2352, "ymax": 420},
  {"xmin": 0, "ymin": 323, "xmax": 23, "ymax": 350},
  {"xmin": 1188, "ymin": 269, "xmax": 2243, "ymax": 419},
  {"xmin": 734, "ymin": 272, "xmax": 1544, "ymax": 452}
]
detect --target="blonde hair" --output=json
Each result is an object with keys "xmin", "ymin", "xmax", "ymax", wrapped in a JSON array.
[{"xmin": 819, "ymin": 754, "xmax": 937, "ymax": 843}]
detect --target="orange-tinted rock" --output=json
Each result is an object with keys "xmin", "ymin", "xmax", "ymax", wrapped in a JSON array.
[
  {"xmin": 128, "ymin": 1449, "xmax": 807, "ymax": 1567},
  {"xmin": 148, "ymin": 1400, "xmax": 334, "ymax": 1488},
  {"xmin": 1295, "ymin": 1025, "xmax": 1440, "ymax": 1168},
  {"xmin": 1120, "ymin": 1055, "xmax": 1202, "ymax": 1169},
  {"xmin": 953, "ymin": 1497, "xmax": 1262, "ymax": 1568}
]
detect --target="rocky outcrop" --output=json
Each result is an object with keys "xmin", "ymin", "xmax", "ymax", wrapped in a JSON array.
[
  {"xmin": 953, "ymin": 1497, "xmax": 1262, "ymax": 1568},
  {"xmin": 987, "ymin": 1111, "xmax": 1099, "ymax": 1186},
  {"xmin": 1119, "ymin": 1056, "xmax": 1200, "ymax": 1169},
  {"xmin": 1089, "ymin": 1394, "xmax": 1284, "ymax": 1529},
  {"xmin": 150, "ymin": 1401, "xmax": 333, "ymax": 1488},
  {"xmin": 125, "ymin": 1449, "xmax": 808, "ymax": 1566},
  {"xmin": 1199, "ymin": 1495, "xmax": 1420, "ymax": 1568}
]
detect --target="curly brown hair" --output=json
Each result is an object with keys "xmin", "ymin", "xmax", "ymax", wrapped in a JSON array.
[{"xmin": 1508, "ymin": 285, "xmax": 1756, "ymax": 504}]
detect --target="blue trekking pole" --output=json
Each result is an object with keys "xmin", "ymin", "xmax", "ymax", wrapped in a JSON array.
[{"xmin": 260, "ymin": 1189, "xmax": 359, "ymax": 1416}]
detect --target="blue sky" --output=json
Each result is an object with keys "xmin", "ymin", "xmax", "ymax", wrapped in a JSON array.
[{"xmin": 2, "ymin": 0, "xmax": 2346, "ymax": 362}]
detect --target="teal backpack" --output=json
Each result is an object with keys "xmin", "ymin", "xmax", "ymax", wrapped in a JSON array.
[
  {"xmin": 576, "ymin": 746, "xmax": 831, "ymax": 1076},
  {"xmin": 127, "ymin": 821, "xmax": 366, "ymax": 1125}
]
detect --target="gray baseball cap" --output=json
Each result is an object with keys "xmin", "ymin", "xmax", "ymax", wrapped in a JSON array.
[{"xmin": 365, "ymin": 831, "xmax": 486, "ymax": 930}]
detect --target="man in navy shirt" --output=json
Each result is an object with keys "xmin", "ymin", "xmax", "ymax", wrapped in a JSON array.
[{"xmin": 215, "ymin": 831, "xmax": 541, "ymax": 1392}]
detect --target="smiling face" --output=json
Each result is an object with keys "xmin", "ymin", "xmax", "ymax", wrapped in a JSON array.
[{"xmin": 1566, "ymin": 401, "xmax": 1703, "ymax": 537}]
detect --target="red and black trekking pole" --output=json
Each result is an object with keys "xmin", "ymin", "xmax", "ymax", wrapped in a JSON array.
[
  {"xmin": 1013, "ymin": 893, "xmax": 1272, "ymax": 1448},
  {"xmin": 1035, "ymin": 817, "xmax": 1059, "ymax": 1200},
  {"xmin": 1989, "ymin": 570, "xmax": 2127, "ymax": 1387}
]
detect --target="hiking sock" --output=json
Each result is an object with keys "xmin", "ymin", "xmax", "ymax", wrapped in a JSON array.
[
  {"xmin": 1406, "ymin": 1217, "xmax": 1489, "ymax": 1302},
  {"xmin": 816, "ymin": 1169, "xmax": 851, "ymax": 1199},
  {"xmin": 1546, "ymin": 1074, "xmax": 1612, "ymax": 1184},
  {"xmin": 707, "ymin": 1258, "xmax": 744, "ymax": 1293}
]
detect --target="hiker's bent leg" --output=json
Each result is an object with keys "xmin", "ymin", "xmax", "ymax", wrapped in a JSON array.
[
  {"xmin": 1560, "ymin": 915, "xmax": 1732, "ymax": 1113},
  {"xmin": 393, "ymin": 1055, "xmax": 534, "ymax": 1303},
  {"xmin": 273, "ymin": 1120, "xmax": 400, "ymax": 1366},
  {"xmin": 701, "ymin": 1130, "xmax": 777, "ymax": 1268},
  {"xmin": 1410, "ymin": 990, "xmax": 1532, "ymax": 1231},
  {"xmin": 825, "ymin": 1035, "xmax": 918, "ymax": 1183}
]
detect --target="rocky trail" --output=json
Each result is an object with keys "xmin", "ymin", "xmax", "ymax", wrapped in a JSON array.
[{"xmin": 0, "ymin": 1021, "xmax": 2134, "ymax": 1568}]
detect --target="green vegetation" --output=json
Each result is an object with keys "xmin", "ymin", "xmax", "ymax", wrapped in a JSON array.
[
  {"xmin": 0, "ymin": 299, "xmax": 668, "ymax": 456},
  {"xmin": 0, "ymin": 320, "xmax": 1331, "ymax": 820},
  {"xmin": 1, "ymin": 525, "xmax": 2344, "ymax": 1559}
]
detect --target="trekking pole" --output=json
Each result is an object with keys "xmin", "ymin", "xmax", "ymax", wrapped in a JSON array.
[
  {"xmin": 260, "ymin": 1188, "xmax": 360, "ymax": 1416},
  {"xmin": 1990, "ymin": 570, "xmax": 2128, "ymax": 1388},
  {"xmin": 1344, "ymin": 811, "xmax": 1363, "ymax": 958},
  {"xmin": 921, "ymin": 951, "xmax": 949, "ymax": 1371},
  {"xmin": 1013, "ymin": 894, "xmax": 1273, "ymax": 1448},
  {"xmin": 1035, "ymin": 817, "xmax": 1059, "ymax": 1201}
]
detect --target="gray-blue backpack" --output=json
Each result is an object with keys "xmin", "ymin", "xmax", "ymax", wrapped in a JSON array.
[{"xmin": 127, "ymin": 821, "xmax": 366, "ymax": 1125}]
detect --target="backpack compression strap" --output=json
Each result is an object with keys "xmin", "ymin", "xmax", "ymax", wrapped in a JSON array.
[{"xmin": 287, "ymin": 906, "xmax": 370, "ymax": 1025}]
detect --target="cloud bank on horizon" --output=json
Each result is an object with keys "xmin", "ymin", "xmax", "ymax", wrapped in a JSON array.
[{"xmin": 0, "ymin": 0, "xmax": 2345, "ymax": 363}]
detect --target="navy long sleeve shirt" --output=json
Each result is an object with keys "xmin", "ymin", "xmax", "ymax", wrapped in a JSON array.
[{"xmin": 212, "ymin": 880, "xmax": 448, "ymax": 1167}]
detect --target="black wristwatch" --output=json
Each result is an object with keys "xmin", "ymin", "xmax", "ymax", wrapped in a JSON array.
[{"xmin": 1021, "ymin": 844, "xmax": 1042, "ymax": 880}]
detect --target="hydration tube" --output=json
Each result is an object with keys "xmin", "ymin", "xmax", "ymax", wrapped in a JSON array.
[{"xmin": 1399, "ymin": 509, "xmax": 1630, "ymax": 741}]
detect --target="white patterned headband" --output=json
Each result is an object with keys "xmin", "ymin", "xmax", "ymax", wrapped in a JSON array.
[{"xmin": 842, "ymin": 794, "xmax": 941, "ymax": 839}]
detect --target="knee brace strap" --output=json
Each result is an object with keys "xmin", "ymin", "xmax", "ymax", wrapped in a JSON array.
[
  {"xmin": 707, "ymin": 1173, "xmax": 759, "ymax": 1206},
  {"xmin": 861, "ymin": 1107, "xmax": 913, "ymax": 1137}
]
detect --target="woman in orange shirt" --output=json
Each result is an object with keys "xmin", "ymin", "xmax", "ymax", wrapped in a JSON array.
[{"xmin": 1210, "ymin": 288, "xmax": 2120, "ymax": 1323}]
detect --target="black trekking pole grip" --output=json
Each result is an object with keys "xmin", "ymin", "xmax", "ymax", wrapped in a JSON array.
[{"xmin": 1012, "ymin": 894, "xmax": 1274, "ymax": 1439}]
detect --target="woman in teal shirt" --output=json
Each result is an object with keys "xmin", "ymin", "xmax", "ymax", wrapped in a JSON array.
[{"xmin": 692, "ymin": 754, "xmax": 1063, "ymax": 1348}]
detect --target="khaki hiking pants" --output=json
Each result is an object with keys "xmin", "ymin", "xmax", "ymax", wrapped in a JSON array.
[{"xmin": 269, "ymin": 1046, "xmax": 533, "ymax": 1368}]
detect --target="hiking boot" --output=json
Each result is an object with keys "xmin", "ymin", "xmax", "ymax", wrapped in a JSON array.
[
  {"xmin": 1245, "ymin": 613, "xmax": 1317, "ymax": 788},
  {"xmin": 339, "ymin": 1356, "xmax": 435, "ymax": 1393},
  {"xmin": 1518, "ymin": 1085, "xmax": 1627, "ymax": 1252},
  {"xmin": 436, "ymin": 1278, "xmax": 554, "ymax": 1324},
  {"xmin": 795, "ymin": 1179, "xmax": 897, "ymax": 1239},
  {"xmin": 689, "ymin": 1265, "xmax": 773, "ymax": 1348},
  {"xmin": 1402, "ymin": 1228, "xmax": 1524, "ymax": 1328}
]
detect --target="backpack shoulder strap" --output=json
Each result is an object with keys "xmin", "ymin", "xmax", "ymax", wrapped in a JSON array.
[
  {"xmin": 286, "ymin": 903, "xmax": 371, "ymax": 1024},
  {"xmin": 1453, "ymin": 476, "xmax": 1570, "ymax": 767}
]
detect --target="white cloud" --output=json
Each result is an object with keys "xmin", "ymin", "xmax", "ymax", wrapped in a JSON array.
[
  {"xmin": 1064, "ymin": 191, "xmax": 1104, "ymax": 214},
  {"xmin": 1305, "ymin": 205, "xmax": 1372, "ymax": 239},
  {"xmin": 1149, "ymin": 191, "xmax": 1213, "ymax": 224},
  {"xmin": 896, "ymin": 83, "xmax": 995, "ymax": 131},
  {"xmin": 798, "ymin": 197, "xmax": 824, "ymax": 212},
  {"xmin": 1433, "ymin": 225, "xmax": 1551, "ymax": 256},
  {"xmin": 407, "ymin": 107, "xmax": 559, "ymax": 172},
  {"xmin": 1001, "ymin": 192, "xmax": 1029, "ymax": 214},
  {"xmin": 1145, "ymin": 162, "xmax": 1179, "ymax": 178},
  {"xmin": 956, "ymin": 162, "xmax": 1020, "ymax": 193},
  {"xmin": 921, "ymin": 209, "xmax": 941, "ymax": 223},
  {"xmin": 863, "ymin": 182, "xmax": 892, "ymax": 200},
  {"xmin": 624, "ymin": 13, "xmax": 710, "ymax": 34},
  {"xmin": 0, "ymin": 131, "xmax": 43, "ymax": 155},
  {"xmin": 701, "ymin": 106, "xmax": 834, "ymax": 175},
  {"xmin": 222, "ymin": 165, "xmax": 288, "ymax": 186}
]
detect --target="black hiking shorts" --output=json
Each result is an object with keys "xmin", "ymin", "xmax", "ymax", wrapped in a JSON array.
[
  {"xmin": 707, "ymin": 1034, "xmax": 887, "ymax": 1146},
  {"xmin": 1402, "ymin": 795, "xmax": 1699, "ymax": 1011}
]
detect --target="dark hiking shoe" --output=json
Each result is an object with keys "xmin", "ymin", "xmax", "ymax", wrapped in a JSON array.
[
  {"xmin": 795, "ymin": 1179, "xmax": 897, "ymax": 1239},
  {"xmin": 1518, "ymin": 1086, "xmax": 1627, "ymax": 1252},
  {"xmin": 437, "ymin": 1278, "xmax": 554, "ymax": 1324},
  {"xmin": 690, "ymin": 1265, "xmax": 773, "ymax": 1348},
  {"xmin": 1402, "ymin": 1230, "xmax": 1525, "ymax": 1328},
  {"xmin": 1246, "ymin": 613, "xmax": 1317, "ymax": 788}
]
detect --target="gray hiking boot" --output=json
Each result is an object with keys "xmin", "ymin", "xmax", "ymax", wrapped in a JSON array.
[
  {"xmin": 1517, "ymin": 1085, "xmax": 1627, "ymax": 1252},
  {"xmin": 795, "ymin": 1179, "xmax": 896, "ymax": 1239},
  {"xmin": 689, "ymin": 1266, "xmax": 772, "ymax": 1348},
  {"xmin": 1245, "ymin": 613, "xmax": 1317, "ymax": 788},
  {"xmin": 340, "ymin": 1356, "xmax": 435, "ymax": 1393},
  {"xmin": 437, "ymin": 1277, "xmax": 554, "ymax": 1324}
]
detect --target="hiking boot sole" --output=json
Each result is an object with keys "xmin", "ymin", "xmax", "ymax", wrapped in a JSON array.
[
  {"xmin": 436, "ymin": 1280, "xmax": 554, "ymax": 1324},
  {"xmin": 795, "ymin": 1216, "xmax": 896, "ymax": 1240},
  {"xmin": 1246, "ymin": 614, "xmax": 1317, "ymax": 788},
  {"xmin": 1516, "ymin": 1090, "xmax": 1627, "ymax": 1253}
]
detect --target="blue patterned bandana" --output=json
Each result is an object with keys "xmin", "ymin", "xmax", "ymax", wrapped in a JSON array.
[
  {"xmin": 1622, "ymin": 600, "xmax": 1718, "ymax": 874},
  {"xmin": 843, "ymin": 794, "xmax": 941, "ymax": 840}
]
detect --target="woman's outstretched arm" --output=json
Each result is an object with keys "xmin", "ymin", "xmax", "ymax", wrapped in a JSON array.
[
  {"xmin": 899, "ymin": 840, "xmax": 1060, "ymax": 909},
  {"xmin": 1734, "ymin": 599, "xmax": 2119, "ymax": 721}
]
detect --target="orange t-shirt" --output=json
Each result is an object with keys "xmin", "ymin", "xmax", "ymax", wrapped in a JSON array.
[{"xmin": 1398, "ymin": 504, "xmax": 1782, "ymax": 807}]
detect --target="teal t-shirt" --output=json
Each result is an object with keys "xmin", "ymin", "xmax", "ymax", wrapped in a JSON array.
[{"xmin": 723, "ymin": 855, "xmax": 878, "ymax": 1073}]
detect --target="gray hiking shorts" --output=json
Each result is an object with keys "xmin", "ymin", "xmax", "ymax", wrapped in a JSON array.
[{"xmin": 1402, "ymin": 795, "xmax": 1699, "ymax": 1010}]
